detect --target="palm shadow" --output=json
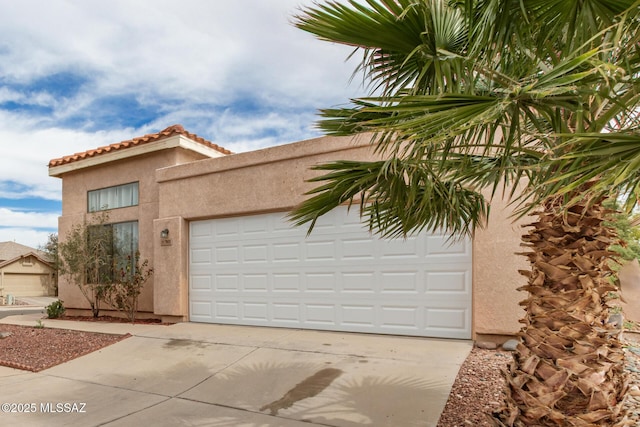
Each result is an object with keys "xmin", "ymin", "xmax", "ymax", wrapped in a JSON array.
[{"xmin": 177, "ymin": 360, "xmax": 450, "ymax": 426}]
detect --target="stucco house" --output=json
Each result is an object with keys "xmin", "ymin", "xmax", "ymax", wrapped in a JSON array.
[
  {"xmin": 0, "ymin": 241, "xmax": 55, "ymax": 299},
  {"xmin": 49, "ymin": 125, "xmax": 528, "ymax": 340}
]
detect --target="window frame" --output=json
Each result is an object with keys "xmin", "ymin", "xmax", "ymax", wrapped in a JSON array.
[{"xmin": 87, "ymin": 182, "xmax": 139, "ymax": 213}]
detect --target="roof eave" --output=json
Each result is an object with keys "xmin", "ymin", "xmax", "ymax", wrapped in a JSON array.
[
  {"xmin": 0, "ymin": 252, "xmax": 52, "ymax": 269},
  {"xmin": 49, "ymin": 134, "xmax": 227, "ymax": 177}
]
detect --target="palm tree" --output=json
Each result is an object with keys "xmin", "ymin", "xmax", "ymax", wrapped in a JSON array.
[{"xmin": 291, "ymin": 0, "xmax": 639, "ymax": 425}]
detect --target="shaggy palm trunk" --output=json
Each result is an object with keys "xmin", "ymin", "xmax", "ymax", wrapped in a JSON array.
[{"xmin": 493, "ymin": 195, "xmax": 628, "ymax": 426}]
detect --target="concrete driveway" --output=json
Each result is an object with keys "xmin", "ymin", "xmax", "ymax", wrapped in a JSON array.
[{"xmin": 0, "ymin": 316, "xmax": 471, "ymax": 427}]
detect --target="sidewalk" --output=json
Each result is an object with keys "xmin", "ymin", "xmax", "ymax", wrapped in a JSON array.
[
  {"xmin": 12, "ymin": 297, "xmax": 58, "ymax": 307},
  {"xmin": 0, "ymin": 297, "xmax": 56, "ymax": 320}
]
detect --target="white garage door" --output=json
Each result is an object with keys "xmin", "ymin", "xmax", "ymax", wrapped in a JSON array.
[{"xmin": 189, "ymin": 207, "xmax": 472, "ymax": 339}]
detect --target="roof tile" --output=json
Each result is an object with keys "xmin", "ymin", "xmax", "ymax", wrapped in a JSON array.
[{"xmin": 48, "ymin": 124, "xmax": 232, "ymax": 167}]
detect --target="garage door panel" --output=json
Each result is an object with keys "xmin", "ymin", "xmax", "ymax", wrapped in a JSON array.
[
  {"xmin": 215, "ymin": 221, "xmax": 240, "ymax": 237},
  {"xmin": 426, "ymin": 308, "xmax": 469, "ymax": 330},
  {"xmin": 426, "ymin": 270, "xmax": 470, "ymax": 293},
  {"xmin": 215, "ymin": 246, "xmax": 239, "ymax": 264},
  {"xmin": 380, "ymin": 306, "xmax": 420, "ymax": 329},
  {"xmin": 342, "ymin": 238, "xmax": 376, "ymax": 260},
  {"xmin": 190, "ymin": 221, "xmax": 212, "ymax": 237},
  {"xmin": 191, "ymin": 301, "xmax": 212, "ymax": 319},
  {"xmin": 191, "ymin": 248, "xmax": 211, "ymax": 265},
  {"xmin": 305, "ymin": 303, "xmax": 337, "ymax": 325},
  {"xmin": 272, "ymin": 303, "xmax": 300, "ymax": 322},
  {"xmin": 380, "ymin": 237, "xmax": 419, "ymax": 259},
  {"xmin": 216, "ymin": 301, "xmax": 240, "ymax": 320},
  {"xmin": 244, "ymin": 302, "xmax": 269, "ymax": 321},
  {"xmin": 341, "ymin": 271, "xmax": 376, "ymax": 293},
  {"xmin": 380, "ymin": 271, "xmax": 420, "ymax": 293},
  {"xmin": 305, "ymin": 272, "xmax": 336, "ymax": 292},
  {"xmin": 273, "ymin": 243, "xmax": 301, "ymax": 262},
  {"xmin": 191, "ymin": 275, "xmax": 212, "ymax": 290},
  {"xmin": 190, "ymin": 207, "xmax": 472, "ymax": 338},
  {"xmin": 215, "ymin": 274, "xmax": 239, "ymax": 291},
  {"xmin": 341, "ymin": 304, "xmax": 376, "ymax": 327},
  {"xmin": 244, "ymin": 274, "xmax": 268, "ymax": 291},
  {"xmin": 243, "ymin": 245, "xmax": 268, "ymax": 263},
  {"xmin": 305, "ymin": 240, "xmax": 336, "ymax": 261},
  {"xmin": 273, "ymin": 273, "xmax": 300, "ymax": 291},
  {"xmin": 241, "ymin": 215, "xmax": 270, "ymax": 235},
  {"xmin": 426, "ymin": 235, "xmax": 470, "ymax": 256}
]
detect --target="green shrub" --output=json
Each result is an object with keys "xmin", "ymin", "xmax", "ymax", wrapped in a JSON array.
[{"xmin": 45, "ymin": 300, "xmax": 65, "ymax": 319}]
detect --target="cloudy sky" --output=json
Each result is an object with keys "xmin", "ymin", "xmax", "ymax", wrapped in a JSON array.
[{"xmin": 0, "ymin": 0, "xmax": 364, "ymax": 248}]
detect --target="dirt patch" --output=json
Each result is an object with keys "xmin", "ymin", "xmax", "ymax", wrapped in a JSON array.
[
  {"xmin": 163, "ymin": 338, "xmax": 209, "ymax": 350},
  {"xmin": 0, "ymin": 324, "xmax": 128, "ymax": 372},
  {"xmin": 58, "ymin": 315, "xmax": 169, "ymax": 325},
  {"xmin": 260, "ymin": 367, "xmax": 343, "ymax": 415}
]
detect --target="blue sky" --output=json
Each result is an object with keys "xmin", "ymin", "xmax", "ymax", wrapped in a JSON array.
[{"xmin": 0, "ymin": 0, "xmax": 363, "ymax": 248}]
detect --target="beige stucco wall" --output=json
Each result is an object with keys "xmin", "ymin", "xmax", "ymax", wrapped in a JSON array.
[
  {"xmin": 155, "ymin": 134, "xmax": 374, "ymax": 219},
  {"xmin": 473, "ymin": 192, "xmax": 529, "ymax": 336},
  {"xmin": 54, "ymin": 132, "xmax": 527, "ymax": 335},
  {"xmin": 56, "ymin": 147, "xmax": 209, "ymax": 315},
  {"xmin": 154, "ymin": 134, "xmax": 527, "ymax": 336},
  {"xmin": 152, "ymin": 216, "xmax": 189, "ymax": 318},
  {"xmin": 618, "ymin": 259, "xmax": 640, "ymax": 323}
]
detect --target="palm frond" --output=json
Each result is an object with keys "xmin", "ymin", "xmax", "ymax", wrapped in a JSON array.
[
  {"xmin": 288, "ymin": 158, "xmax": 489, "ymax": 239},
  {"xmin": 535, "ymin": 132, "xmax": 640, "ymax": 205},
  {"xmin": 294, "ymin": 0, "xmax": 471, "ymax": 95},
  {"xmin": 295, "ymin": 0, "xmax": 640, "ymax": 226}
]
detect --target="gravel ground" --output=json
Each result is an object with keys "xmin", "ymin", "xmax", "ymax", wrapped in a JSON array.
[
  {"xmin": 0, "ymin": 324, "xmax": 128, "ymax": 372},
  {"xmin": 437, "ymin": 347, "xmax": 509, "ymax": 427}
]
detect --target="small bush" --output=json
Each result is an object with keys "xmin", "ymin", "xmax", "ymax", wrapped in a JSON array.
[
  {"xmin": 103, "ymin": 252, "xmax": 153, "ymax": 323},
  {"xmin": 45, "ymin": 300, "xmax": 65, "ymax": 319}
]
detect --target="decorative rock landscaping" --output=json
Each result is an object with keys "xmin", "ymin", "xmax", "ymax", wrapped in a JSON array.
[{"xmin": 622, "ymin": 338, "xmax": 640, "ymax": 425}]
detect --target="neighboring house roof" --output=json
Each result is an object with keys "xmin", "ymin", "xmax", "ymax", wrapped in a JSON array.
[
  {"xmin": 0, "ymin": 241, "xmax": 52, "ymax": 268},
  {"xmin": 48, "ymin": 124, "xmax": 232, "ymax": 174}
]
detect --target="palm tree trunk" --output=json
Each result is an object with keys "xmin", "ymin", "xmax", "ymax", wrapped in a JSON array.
[{"xmin": 493, "ymin": 195, "xmax": 629, "ymax": 426}]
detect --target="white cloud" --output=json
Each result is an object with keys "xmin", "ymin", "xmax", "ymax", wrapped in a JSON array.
[
  {"xmin": 0, "ymin": 208, "xmax": 59, "ymax": 229},
  {"xmin": 0, "ymin": 118, "xmax": 137, "ymax": 200},
  {"xmin": 0, "ymin": 228, "xmax": 53, "ymax": 249},
  {"xmin": 0, "ymin": 206, "xmax": 57, "ymax": 250},
  {"xmin": 0, "ymin": 0, "xmax": 361, "ymax": 108},
  {"xmin": 0, "ymin": 0, "xmax": 369, "ymax": 241}
]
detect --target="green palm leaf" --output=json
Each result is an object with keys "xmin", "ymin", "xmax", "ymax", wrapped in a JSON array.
[{"xmin": 288, "ymin": 158, "xmax": 489, "ymax": 238}]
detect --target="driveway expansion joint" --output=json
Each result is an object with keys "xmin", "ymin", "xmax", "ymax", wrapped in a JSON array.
[
  {"xmin": 95, "ymin": 397, "xmax": 172, "ymax": 427},
  {"xmin": 173, "ymin": 396, "xmax": 338, "ymax": 427},
  {"xmin": 176, "ymin": 345, "xmax": 261, "ymax": 398}
]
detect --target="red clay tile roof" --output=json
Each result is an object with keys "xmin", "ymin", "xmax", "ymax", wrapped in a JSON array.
[{"xmin": 48, "ymin": 124, "xmax": 232, "ymax": 167}]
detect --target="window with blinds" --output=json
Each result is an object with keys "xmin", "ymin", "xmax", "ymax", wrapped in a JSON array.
[{"xmin": 88, "ymin": 182, "xmax": 139, "ymax": 212}]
